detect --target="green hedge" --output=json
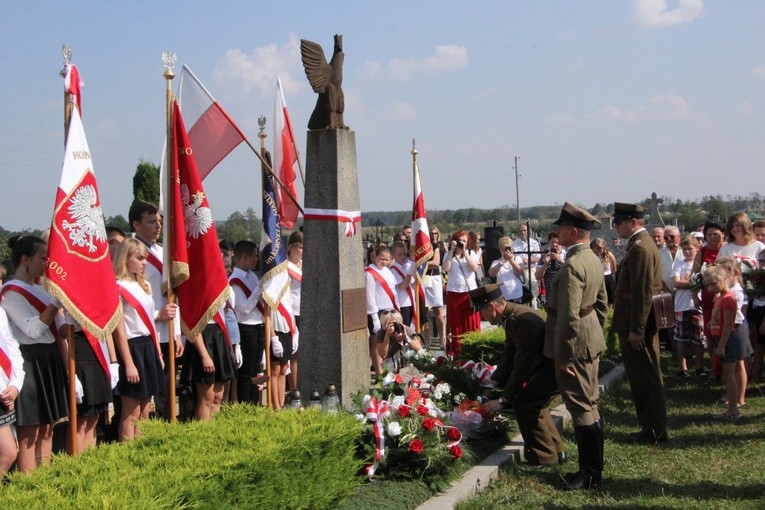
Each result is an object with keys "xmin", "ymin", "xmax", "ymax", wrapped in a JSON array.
[
  {"xmin": 460, "ymin": 327, "xmax": 505, "ymax": 365},
  {"xmin": 2, "ymin": 405, "xmax": 363, "ymax": 509}
]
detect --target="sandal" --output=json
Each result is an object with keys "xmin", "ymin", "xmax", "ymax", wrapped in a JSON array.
[{"xmin": 717, "ymin": 395, "xmax": 728, "ymax": 405}]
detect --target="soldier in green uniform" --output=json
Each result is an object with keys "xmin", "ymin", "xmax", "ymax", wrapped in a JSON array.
[
  {"xmin": 611, "ymin": 202, "xmax": 667, "ymax": 444},
  {"xmin": 469, "ymin": 285, "xmax": 567, "ymax": 466},
  {"xmin": 546, "ymin": 202, "xmax": 608, "ymax": 490}
]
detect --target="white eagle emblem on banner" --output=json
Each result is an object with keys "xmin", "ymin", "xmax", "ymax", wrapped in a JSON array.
[
  {"xmin": 181, "ymin": 184, "xmax": 213, "ymax": 239},
  {"xmin": 62, "ymin": 183, "xmax": 107, "ymax": 253}
]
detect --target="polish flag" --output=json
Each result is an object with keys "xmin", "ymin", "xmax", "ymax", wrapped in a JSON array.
[
  {"xmin": 46, "ymin": 104, "xmax": 122, "ymax": 374},
  {"xmin": 63, "ymin": 64, "xmax": 82, "ymax": 115},
  {"xmin": 273, "ymin": 78, "xmax": 300, "ymax": 229},
  {"xmin": 178, "ymin": 65, "xmax": 246, "ymax": 181},
  {"xmin": 412, "ymin": 163, "xmax": 433, "ymax": 268}
]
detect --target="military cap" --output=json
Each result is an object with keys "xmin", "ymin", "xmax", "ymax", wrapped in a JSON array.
[
  {"xmin": 552, "ymin": 202, "xmax": 601, "ymax": 231},
  {"xmin": 469, "ymin": 284, "xmax": 503, "ymax": 310},
  {"xmin": 613, "ymin": 202, "xmax": 645, "ymax": 220}
]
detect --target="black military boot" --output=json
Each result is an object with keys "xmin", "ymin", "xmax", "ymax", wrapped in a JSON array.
[{"xmin": 560, "ymin": 422, "xmax": 602, "ymax": 490}]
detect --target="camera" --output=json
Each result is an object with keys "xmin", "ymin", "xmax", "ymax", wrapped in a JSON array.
[
  {"xmin": 393, "ymin": 322, "xmax": 404, "ymax": 335},
  {"xmin": 456, "ymin": 240, "xmax": 464, "ymax": 249}
]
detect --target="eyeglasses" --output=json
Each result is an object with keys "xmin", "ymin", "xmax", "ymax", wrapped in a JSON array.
[
  {"xmin": 664, "ymin": 235, "xmax": 677, "ymax": 240},
  {"xmin": 430, "ymin": 232, "xmax": 438, "ymax": 236}
]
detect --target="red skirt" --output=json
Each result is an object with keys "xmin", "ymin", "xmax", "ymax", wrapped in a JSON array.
[{"xmin": 446, "ymin": 291, "xmax": 480, "ymax": 357}]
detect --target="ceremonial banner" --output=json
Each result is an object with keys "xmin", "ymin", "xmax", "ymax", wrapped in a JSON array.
[
  {"xmin": 171, "ymin": 101, "xmax": 230, "ymax": 340},
  {"xmin": 63, "ymin": 64, "xmax": 82, "ymax": 115},
  {"xmin": 411, "ymin": 163, "xmax": 433, "ymax": 269},
  {"xmin": 260, "ymin": 164, "xmax": 289, "ymax": 309},
  {"xmin": 45, "ymin": 105, "xmax": 122, "ymax": 357},
  {"xmin": 273, "ymin": 78, "xmax": 300, "ymax": 229},
  {"xmin": 178, "ymin": 65, "xmax": 246, "ymax": 181}
]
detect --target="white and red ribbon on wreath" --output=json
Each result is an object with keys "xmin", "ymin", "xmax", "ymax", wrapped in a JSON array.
[
  {"xmin": 303, "ymin": 207, "xmax": 361, "ymax": 237},
  {"xmin": 461, "ymin": 360, "xmax": 497, "ymax": 387},
  {"xmin": 363, "ymin": 395, "xmax": 390, "ymax": 476}
]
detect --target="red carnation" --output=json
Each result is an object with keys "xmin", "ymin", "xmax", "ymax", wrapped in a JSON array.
[
  {"xmin": 422, "ymin": 417, "xmax": 435, "ymax": 432},
  {"xmin": 417, "ymin": 404, "xmax": 429, "ymax": 416},
  {"xmin": 409, "ymin": 439, "xmax": 424, "ymax": 454},
  {"xmin": 450, "ymin": 445, "xmax": 462, "ymax": 459},
  {"xmin": 398, "ymin": 405, "xmax": 411, "ymax": 417},
  {"xmin": 447, "ymin": 427, "xmax": 461, "ymax": 440},
  {"xmin": 395, "ymin": 373, "xmax": 403, "ymax": 384}
]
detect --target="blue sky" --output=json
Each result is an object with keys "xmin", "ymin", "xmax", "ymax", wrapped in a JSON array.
[{"xmin": 1, "ymin": 1, "xmax": 764, "ymax": 230}]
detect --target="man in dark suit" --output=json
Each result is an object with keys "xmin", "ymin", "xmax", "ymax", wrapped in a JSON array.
[
  {"xmin": 611, "ymin": 202, "xmax": 667, "ymax": 444},
  {"xmin": 470, "ymin": 285, "xmax": 567, "ymax": 466},
  {"xmin": 546, "ymin": 203, "xmax": 608, "ymax": 490}
]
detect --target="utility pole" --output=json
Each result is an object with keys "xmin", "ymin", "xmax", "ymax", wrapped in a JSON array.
[{"xmin": 514, "ymin": 156, "xmax": 521, "ymax": 224}]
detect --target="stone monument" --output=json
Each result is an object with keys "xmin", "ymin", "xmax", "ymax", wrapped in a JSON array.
[{"xmin": 299, "ymin": 36, "xmax": 369, "ymax": 407}]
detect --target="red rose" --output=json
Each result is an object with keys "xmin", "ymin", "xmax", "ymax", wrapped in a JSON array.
[
  {"xmin": 409, "ymin": 439, "xmax": 424, "ymax": 454},
  {"xmin": 398, "ymin": 405, "xmax": 411, "ymax": 417},
  {"xmin": 447, "ymin": 427, "xmax": 461, "ymax": 440},
  {"xmin": 411, "ymin": 376, "xmax": 422, "ymax": 386},
  {"xmin": 436, "ymin": 356, "xmax": 445, "ymax": 367},
  {"xmin": 395, "ymin": 373, "xmax": 403, "ymax": 384},
  {"xmin": 450, "ymin": 445, "xmax": 462, "ymax": 459},
  {"xmin": 417, "ymin": 404, "xmax": 429, "ymax": 416},
  {"xmin": 422, "ymin": 417, "xmax": 435, "ymax": 432}
]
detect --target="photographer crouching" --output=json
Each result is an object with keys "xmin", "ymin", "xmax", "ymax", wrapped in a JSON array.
[{"xmin": 375, "ymin": 310, "xmax": 424, "ymax": 373}]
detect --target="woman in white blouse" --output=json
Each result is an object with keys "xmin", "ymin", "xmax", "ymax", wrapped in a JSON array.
[
  {"xmin": 488, "ymin": 236, "xmax": 525, "ymax": 303},
  {"xmin": 442, "ymin": 230, "xmax": 481, "ymax": 357},
  {"xmin": 0, "ymin": 307, "xmax": 23, "ymax": 478}
]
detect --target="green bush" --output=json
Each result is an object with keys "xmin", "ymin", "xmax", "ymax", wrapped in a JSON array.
[
  {"xmin": 2, "ymin": 405, "xmax": 363, "ymax": 510},
  {"xmin": 460, "ymin": 327, "xmax": 505, "ymax": 365}
]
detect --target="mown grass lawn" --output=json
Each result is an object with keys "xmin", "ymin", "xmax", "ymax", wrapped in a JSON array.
[{"xmin": 458, "ymin": 353, "xmax": 765, "ymax": 509}]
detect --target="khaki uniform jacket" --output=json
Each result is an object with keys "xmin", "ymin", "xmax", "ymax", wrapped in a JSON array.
[
  {"xmin": 612, "ymin": 229, "xmax": 662, "ymax": 336},
  {"xmin": 490, "ymin": 303, "xmax": 547, "ymax": 403},
  {"xmin": 544, "ymin": 243, "xmax": 608, "ymax": 364}
]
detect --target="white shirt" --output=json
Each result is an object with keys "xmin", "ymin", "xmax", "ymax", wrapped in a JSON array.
[
  {"xmin": 0, "ymin": 308, "xmax": 24, "ymax": 393},
  {"xmin": 142, "ymin": 242, "xmax": 181, "ymax": 344},
  {"xmin": 717, "ymin": 241, "xmax": 765, "ymax": 266},
  {"xmin": 118, "ymin": 280, "xmax": 157, "ymax": 339},
  {"xmin": 288, "ymin": 261, "xmax": 302, "ymax": 317},
  {"xmin": 391, "ymin": 260, "xmax": 415, "ymax": 307},
  {"xmin": 671, "ymin": 259, "xmax": 696, "ymax": 312},
  {"xmin": 0, "ymin": 280, "xmax": 63, "ymax": 346},
  {"xmin": 490, "ymin": 256, "xmax": 524, "ymax": 301},
  {"xmin": 661, "ymin": 245, "xmax": 684, "ymax": 291},
  {"xmin": 271, "ymin": 291, "xmax": 296, "ymax": 334},
  {"xmin": 229, "ymin": 267, "xmax": 264, "ymax": 325},
  {"xmin": 365, "ymin": 264, "xmax": 399, "ymax": 333},
  {"xmin": 444, "ymin": 251, "xmax": 480, "ymax": 293},
  {"xmin": 512, "ymin": 237, "xmax": 541, "ymax": 265}
]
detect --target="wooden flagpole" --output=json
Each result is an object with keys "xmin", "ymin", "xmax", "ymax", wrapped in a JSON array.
[
  {"xmin": 60, "ymin": 44, "xmax": 78, "ymax": 456},
  {"xmin": 411, "ymin": 141, "xmax": 421, "ymax": 335},
  {"xmin": 243, "ymin": 138, "xmax": 303, "ymax": 216},
  {"xmin": 163, "ymin": 52, "xmax": 178, "ymax": 424},
  {"xmin": 258, "ymin": 118, "xmax": 273, "ymax": 409}
]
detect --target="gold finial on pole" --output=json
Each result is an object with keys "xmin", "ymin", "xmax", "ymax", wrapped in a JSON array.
[
  {"xmin": 61, "ymin": 44, "xmax": 73, "ymax": 145},
  {"xmin": 163, "ymin": 50, "xmax": 178, "ymax": 423},
  {"xmin": 411, "ymin": 138, "xmax": 418, "ymax": 158}
]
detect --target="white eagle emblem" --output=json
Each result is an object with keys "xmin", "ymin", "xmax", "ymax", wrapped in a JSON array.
[
  {"xmin": 181, "ymin": 184, "xmax": 213, "ymax": 239},
  {"xmin": 62, "ymin": 184, "xmax": 107, "ymax": 253}
]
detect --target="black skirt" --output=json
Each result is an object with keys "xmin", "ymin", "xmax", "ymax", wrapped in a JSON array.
[
  {"xmin": 183, "ymin": 324, "xmax": 236, "ymax": 385},
  {"xmin": 118, "ymin": 335, "xmax": 164, "ymax": 399},
  {"xmin": 16, "ymin": 343, "xmax": 69, "ymax": 426},
  {"xmin": 73, "ymin": 332, "xmax": 112, "ymax": 416}
]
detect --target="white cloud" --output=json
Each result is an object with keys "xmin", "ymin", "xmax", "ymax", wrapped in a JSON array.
[
  {"xmin": 213, "ymin": 33, "xmax": 302, "ymax": 97},
  {"xmin": 633, "ymin": 0, "xmax": 705, "ymax": 30},
  {"xmin": 381, "ymin": 100, "xmax": 417, "ymax": 121},
  {"xmin": 361, "ymin": 45, "xmax": 468, "ymax": 82},
  {"xmin": 589, "ymin": 94, "xmax": 691, "ymax": 122},
  {"xmin": 750, "ymin": 66, "xmax": 765, "ymax": 78}
]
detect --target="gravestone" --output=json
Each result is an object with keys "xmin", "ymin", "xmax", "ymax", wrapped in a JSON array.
[{"xmin": 299, "ymin": 129, "xmax": 369, "ymax": 407}]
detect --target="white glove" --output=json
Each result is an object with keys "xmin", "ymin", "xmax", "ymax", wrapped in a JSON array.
[
  {"xmin": 232, "ymin": 344, "xmax": 243, "ymax": 369},
  {"xmin": 271, "ymin": 336, "xmax": 284, "ymax": 358},
  {"xmin": 109, "ymin": 362, "xmax": 120, "ymax": 390},
  {"xmin": 75, "ymin": 375, "xmax": 84, "ymax": 404},
  {"xmin": 292, "ymin": 332, "xmax": 299, "ymax": 353}
]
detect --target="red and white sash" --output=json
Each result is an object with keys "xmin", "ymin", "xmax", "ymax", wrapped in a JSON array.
[
  {"xmin": 303, "ymin": 207, "xmax": 361, "ymax": 237},
  {"xmin": 0, "ymin": 282, "xmax": 110, "ymax": 375},
  {"xmin": 390, "ymin": 265, "xmax": 416, "ymax": 326},
  {"xmin": 0, "ymin": 344, "xmax": 12, "ymax": 380},
  {"xmin": 365, "ymin": 267, "xmax": 400, "ymax": 312},
  {"xmin": 231, "ymin": 278, "xmax": 294, "ymax": 334},
  {"xmin": 287, "ymin": 263, "xmax": 302, "ymax": 283},
  {"xmin": 213, "ymin": 305, "xmax": 233, "ymax": 350},
  {"xmin": 117, "ymin": 284, "xmax": 162, "ymax": 360},
  {"xmin": 146, "ymin": 250, "xmax": 163, "ymax": 276}
]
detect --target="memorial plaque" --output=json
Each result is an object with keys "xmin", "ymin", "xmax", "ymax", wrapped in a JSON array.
[{"xmin": 342, "ymin": 287, "xmax": 367, "ymax": 333}]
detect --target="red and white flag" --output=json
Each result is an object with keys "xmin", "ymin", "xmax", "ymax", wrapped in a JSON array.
[
  {"xmin": 171, "ymin": 101, "xmax": 231, "ymax": 340},
  {"xmin": 63, "ymin": 64, "xmax": 82, "ymax": 116},
  {"xmin": 178, "ymin": 65, "xmax": 246, "ymax": 181},
  {"xmin": 45, "ymin": 104, "xmax": 122, "ymax": 372},
  {"xmin": 273, "ymin": 78, "xmax": 300, "ymax": 229},
  {"xmin": 412, "ymin": 163, "xmax": 433, "ymax": 268}
]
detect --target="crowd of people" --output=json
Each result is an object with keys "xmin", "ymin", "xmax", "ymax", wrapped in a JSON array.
[{"xmin": 0, "ymin": 197, "xmax": 762, "ymax": 485}]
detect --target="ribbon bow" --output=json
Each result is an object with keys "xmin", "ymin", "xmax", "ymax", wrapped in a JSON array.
[
  {"xmin": 461, "ymin": 360, "xmax": 497, "ymax": 387},
  {"xmin": 304, "ymin": 207, "xmax": 361, "ymax": 237},
  {"xmin": 363, "ymin": 395, "xmax": 390, "ymax": 476}
]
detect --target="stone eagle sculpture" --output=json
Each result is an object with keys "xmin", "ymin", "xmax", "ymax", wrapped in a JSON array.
[{"xmin": 300, "ymin": 35, "xmax": 346, "ymax": 130}]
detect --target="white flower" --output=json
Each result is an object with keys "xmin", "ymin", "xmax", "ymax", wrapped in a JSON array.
[
  {"xmin": 387, "ymin": 422, "xmax": 402, "ymax": 437},
  {"xmin": 389, "ymin": 395, "xmax": 405, "ymax": 410},
  {"xmin": 354, "ymin": 413, "xmax": 366, "ymax": 422},
  {"xmin": 382, "ymin": 373, "xmax": 397, "ymax": 386},
  {"xmin": 433, "ymin": 382, "xmax": 451, "ymax": 400},
  {"xmin": 424, "ymin": 373, "xmax": 436, "ymax": 382},
  {"xmin": 454, "ymin": 393, "xmax": 467, "ymax": 405},
  {"xmin": 403, "ymin": 349, "xmax": 415, "ymax": 359}
]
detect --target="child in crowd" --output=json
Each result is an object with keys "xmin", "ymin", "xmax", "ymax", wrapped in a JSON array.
[
  {"xmin": 287, "ymin": 232, "xmax": 303, "ymax": 397},
  {"xmin": 748, "ymin": 251, "xmax": 765, "ymax": 383},
  {"xmin": 704, "ymin": 264, "xmax": 742, "ymax": 420},
  {"xmin": 671, "ymin": 235, "xmax": 705, "ymax": 377},
  {"xmin": 229, "ymin": 241, "xmax": 265, "ymax": 405},
  {"xmin": 390, "ymin": 241, "xmax": 415, "ymax": 328},
  {"xmin": 716, "ymin": 257, "xmax": 750, "ymax": 408},
  {"xmin": 365, "ymin": 244, "xmax": 399, "ymax": 379},
  {"xmin": 113, "ymin": 239, "xmax": 166, "ymax": 440}
]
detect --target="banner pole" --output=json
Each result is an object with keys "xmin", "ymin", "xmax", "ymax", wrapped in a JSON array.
[{"xmin": 163, "ymin": 52, "xmax": 177, "ymax": 423}]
